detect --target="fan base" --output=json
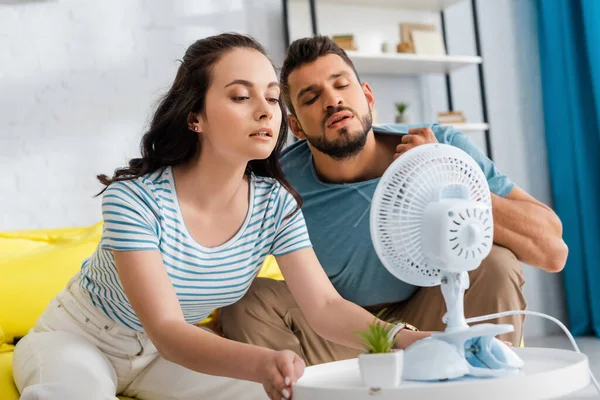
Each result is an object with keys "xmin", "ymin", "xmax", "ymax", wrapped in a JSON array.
[{"xmin": 403, "ymin": 323, "xmax": 524, "ymax": 382}]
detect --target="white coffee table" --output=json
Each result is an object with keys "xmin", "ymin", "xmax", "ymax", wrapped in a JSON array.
[{"xmin": 293, "ymin": 348, "xmax": 590, "ymax": 400}]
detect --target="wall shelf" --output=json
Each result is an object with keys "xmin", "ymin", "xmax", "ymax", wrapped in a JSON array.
[
  {"xmin": 288, "ymin": 0, "xmax": 465, "ymax": 12},
  {"xmin": 346, "ymin": 51, "xmax": 481, "ymax": 75},
  {"xmin": 442, "ymin": 122, "xmax": 489, "ymax": 131}
]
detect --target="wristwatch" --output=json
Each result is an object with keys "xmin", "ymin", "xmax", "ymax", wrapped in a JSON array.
[{"xmin": 388, "ymin": 321, "xmax": 419, "ymax": 343}]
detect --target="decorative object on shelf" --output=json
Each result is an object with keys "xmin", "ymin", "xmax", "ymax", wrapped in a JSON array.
[
  {"xmin": 396, "ymin": 41, "xmax": 414, "ymax": 53},
  {"xmin": 412, "ymin": 29, "xmax": 446, "ymax": 55},
  {"xmin": 437, "ymin": 111, "xmax": 466, "ymax": 124},
  {"xmin": 355, "ymin": 313, "xmax": 403, "ymax": 389},
  {"xmin": 395, "ymin": 102, "xmax": 409, "ymax": 123},
  {"xmin": 400, "ymin": 23, "xmax": 436, "ymax": 54},
  {"xmin": 332, "ymin": 34, "xmax": 357, "ymax": 51},
  {"xmin": 381, "ymin": 41, "xmax": 392, "ymax": 53}
]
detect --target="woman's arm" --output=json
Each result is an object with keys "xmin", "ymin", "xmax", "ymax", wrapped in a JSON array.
[
  {"xmin": 276, "ymin": 248, "xmax": 431, "ymax": 350},
  {"xmin": 113, "ymin": 250, "xmax": 304, "ymax": 399}
]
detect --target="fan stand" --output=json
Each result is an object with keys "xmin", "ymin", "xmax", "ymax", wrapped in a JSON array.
[
  {"xmin": 402, "ymin": 270, "xmax": 524, "ymax": 382},
  {"xmin": 440, "ymin": 270, "xmax": 471, "ymax": 332}
]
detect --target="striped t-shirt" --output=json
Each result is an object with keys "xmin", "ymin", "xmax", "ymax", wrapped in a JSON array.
[{"xmin": 79, "ymin": 166, "xmax": 312, "ymax": 331}]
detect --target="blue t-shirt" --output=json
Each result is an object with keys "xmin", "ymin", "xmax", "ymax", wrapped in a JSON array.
[{"xmin": 280, "ymin": 123, "xmax": 514, "ymax": 306}]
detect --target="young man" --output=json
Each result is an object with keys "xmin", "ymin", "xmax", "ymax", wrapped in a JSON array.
[{"xmin": 220, "ymin": 36, "xmax": 568, "ymax": 366}]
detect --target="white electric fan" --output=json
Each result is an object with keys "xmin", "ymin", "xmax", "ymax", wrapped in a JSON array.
[{"xmin": 370, "ymin": 143, "xmax": 524, "ymax": 382}]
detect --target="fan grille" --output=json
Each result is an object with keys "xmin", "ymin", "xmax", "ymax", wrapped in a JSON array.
[{"xmin": 370, "ymin": 144, "xmax": 491, "ymax": 287}]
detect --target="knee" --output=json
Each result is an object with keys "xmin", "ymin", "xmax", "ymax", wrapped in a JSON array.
[
  {"xmin": 13, "ymin": 332, "xmax": 117, "ymax": 397},
  {"xmin": 21, "ymin": 383, "xmax": 101, "ymax": 400},
  {"xmin": 471, "ymin": 245, "xmax": 525, "ymax": 294}
]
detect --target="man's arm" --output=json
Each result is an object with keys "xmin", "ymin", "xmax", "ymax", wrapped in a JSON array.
[{"xmin": 492, "ymin": 186, "xmax": 568, "ymax": 272}]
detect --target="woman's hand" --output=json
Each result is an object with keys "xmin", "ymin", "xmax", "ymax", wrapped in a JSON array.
[{"xmin": 260, "ymin": 350, "xmax": 305, "ymax": 400}]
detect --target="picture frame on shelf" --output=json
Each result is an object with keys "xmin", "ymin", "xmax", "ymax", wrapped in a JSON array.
[
  {"xmin": 332, "ymin": 34, "xmax": 357, "ymax": 51},
  {"xmin": 400, "ymin": 23, "xmax": 436, "ymax": 53},
  {"xmin": 437, "ymin": 111, "xmax": 466, "ymax": 124},
  {"xmin": 412, "ymin": 30, "xmax": 446, "ymax": 55}
]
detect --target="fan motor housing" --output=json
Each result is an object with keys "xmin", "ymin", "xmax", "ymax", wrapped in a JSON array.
[{"xmin": 421, "ymin": 200, "xmax": 493, "ymax": 272}]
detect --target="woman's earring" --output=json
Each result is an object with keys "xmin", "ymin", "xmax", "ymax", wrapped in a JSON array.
[{"xmin": 194, "ymin": 126, "xmax": 198, "ymax": 132}]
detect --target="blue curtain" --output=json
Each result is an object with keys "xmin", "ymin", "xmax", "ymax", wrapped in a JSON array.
[{"xmin": 537, "ymin": 0, "xmax": 600, "ymax": 336}]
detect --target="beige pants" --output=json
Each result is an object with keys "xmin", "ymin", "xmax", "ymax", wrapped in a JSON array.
[
  {"xmin": 220, "ymin": 245, "xmax": 527, "ymax": 367},
  {"xmin": 12, "ymin": 274, "xmax": 267, "ymax": 400}
]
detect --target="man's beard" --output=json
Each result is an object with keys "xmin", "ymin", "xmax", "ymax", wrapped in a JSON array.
[{"xmin": 305, "ymin": 107, "xmax": 373, "ymax": 161}]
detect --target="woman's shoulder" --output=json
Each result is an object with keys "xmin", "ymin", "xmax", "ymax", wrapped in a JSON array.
[
  {"xmin": 251, "ymin": 175, "xmax": 291, "ymax": 199},
  {"xmin": 251, "ymin": 175, "xmax": 299, "ymax": 210},
  {"xmin": 252, "ymin": 174, "xmax": 279, "ymax": 189},
  {"xmin": 106, "ymin": 168, "xmax": 169, "ymax": 190},
  {"xmin": 102, "ymin": 168, "xmax": 171, "ymax": 210}
]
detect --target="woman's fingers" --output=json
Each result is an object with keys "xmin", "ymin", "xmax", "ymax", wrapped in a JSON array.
[{"xmin": 274, "ymin": 350, "xmax": 305, "ymax": 399}]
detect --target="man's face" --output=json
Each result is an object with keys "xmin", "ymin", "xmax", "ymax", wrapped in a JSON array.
[{"xmin": 287, "ymin": 54, "xmax": 375, "ymax": 160}]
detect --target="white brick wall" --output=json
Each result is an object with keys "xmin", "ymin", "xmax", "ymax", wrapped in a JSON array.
[{"xmin": 0, "ymin": 0, "xmax": 286, "ymax": 230}]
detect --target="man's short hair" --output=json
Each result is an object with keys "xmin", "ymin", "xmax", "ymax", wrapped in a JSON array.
[{"xmin": 280, "ymin": 35, "xmax": 361, "ymax": 116}]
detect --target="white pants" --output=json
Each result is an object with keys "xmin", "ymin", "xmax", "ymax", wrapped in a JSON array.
[{"xmin": 12, "ymin": 274, "xmax": 267, "ymax": 400}]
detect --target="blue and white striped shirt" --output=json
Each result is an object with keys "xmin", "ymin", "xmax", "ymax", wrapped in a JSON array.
[{"xmin": 80, "ymin": 166, "xmax": 312, "ymax": 331}]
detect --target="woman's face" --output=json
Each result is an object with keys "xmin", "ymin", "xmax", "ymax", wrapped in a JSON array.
[{"xmin": 195, "ymin": 48, "xmax": 282, "ymax": 163}]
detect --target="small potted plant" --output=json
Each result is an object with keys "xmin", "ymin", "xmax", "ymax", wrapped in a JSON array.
[
  {"xmin": 395, "ymin": 102, "xmax": 409, "ymax": 123},
  {"xmin": 356, "ymin": 316, "xmax": 404, "ymax": 389}
]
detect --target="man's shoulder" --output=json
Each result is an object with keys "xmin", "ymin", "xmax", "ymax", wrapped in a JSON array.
[
  {"xmin": 280, "ymin": 139, "xmax": 311, "ymax": 173},
  {"xmin": 374, "ymin": 123, "xmax": 456, "ymax": 144}
]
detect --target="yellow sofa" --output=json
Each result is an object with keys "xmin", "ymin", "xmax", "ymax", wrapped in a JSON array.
[{"xmin": 0, "ymin": 223, "xmax": 283, "ymax": 400}]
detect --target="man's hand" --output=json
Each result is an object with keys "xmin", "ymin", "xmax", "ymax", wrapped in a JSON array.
[{"xmin": 394, "ymin": 127, "xmax": 438, "ymax": 159}]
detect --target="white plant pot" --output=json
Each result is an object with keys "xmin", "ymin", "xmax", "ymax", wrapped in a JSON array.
[
  {"xmin": 358, "ymin": 350, "xmax": 404, "ymax": 389},
  {"xmin": 395, "ymin": 114, "xmax": 408, "ymax": 123}
]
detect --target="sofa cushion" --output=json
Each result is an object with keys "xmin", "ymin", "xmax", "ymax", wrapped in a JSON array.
[
  {"xmin": 0, "ymin": 223, "xmax": 104, "ymax": 344},
  {"xmin": 0, "ymin": 352, "xmax": 18, "ymax": 400}
]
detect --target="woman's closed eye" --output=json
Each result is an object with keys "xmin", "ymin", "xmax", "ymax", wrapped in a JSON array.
[{"xmin": 231, "ymin": 96, "xmax": 279, "ymax": 104}]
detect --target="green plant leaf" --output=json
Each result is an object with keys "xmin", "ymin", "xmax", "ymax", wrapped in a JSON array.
[
  {"xmin": 395, "ymin": 102, "xmax": 409, "ymax": 114},
  {"xmin": 354, "ymin": 313, "xmax": 395, "ymax": 354}
]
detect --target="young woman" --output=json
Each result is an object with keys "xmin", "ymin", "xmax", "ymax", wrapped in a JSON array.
[{"xmin": 12, "ymin": 33, "xmax": 429, "ymax": 400}]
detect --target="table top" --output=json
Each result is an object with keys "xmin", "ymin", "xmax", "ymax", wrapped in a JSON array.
[{"xmin": 293, "ymin": 347, "xmax": 590, "ymax": 400}]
